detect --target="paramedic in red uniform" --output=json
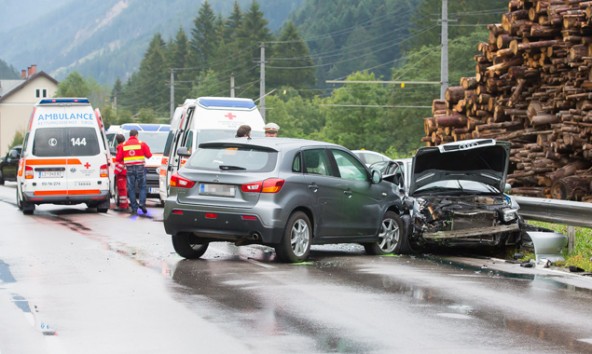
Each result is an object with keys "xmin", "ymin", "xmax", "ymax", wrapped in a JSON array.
[
  {"xmin": 114, "ymin": 134, "xmax": 129, "ymax": 210},
  {"xmin": 116, "ymin": 129, "xmax": 152, "ymax": 215}
]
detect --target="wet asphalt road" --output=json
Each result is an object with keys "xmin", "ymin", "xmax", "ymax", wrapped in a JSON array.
[{"xmin": 1, "ymin": 183, "xmax": 592, "ymax": 353}]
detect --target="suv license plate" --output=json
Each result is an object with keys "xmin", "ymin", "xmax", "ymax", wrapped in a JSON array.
[{"xmin": 199, "ymin": 183, "xmax": 235, "ymax": 197}]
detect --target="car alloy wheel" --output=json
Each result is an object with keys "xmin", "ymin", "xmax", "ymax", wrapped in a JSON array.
[
  {"xmin": 275, "ymin": 211, "xmax": 311, "ymax": 263},
  {"xmin": 365, "ymin": 211, "xmax": 403, "ymax": 255}
]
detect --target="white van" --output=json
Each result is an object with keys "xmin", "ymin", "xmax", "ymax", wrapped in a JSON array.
[
  {"xmin": 16, "ymin": 98, "xmax": 112, "ymax": 214},
  {"xmin": 159, "ymin": 97, "xmax": 265, "ymax": 202}
]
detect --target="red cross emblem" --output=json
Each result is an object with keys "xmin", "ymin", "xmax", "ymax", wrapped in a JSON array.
[
  {"xmin": 84, "ymin": 162, "xmax": 91, "ymax": 169},
  {"xmin": 225, "ymin": 112, "xmax": 236, "ymax": 120}
]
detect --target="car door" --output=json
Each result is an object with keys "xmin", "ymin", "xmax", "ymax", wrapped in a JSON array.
[
  {"xmin": 301, "ymin": 148, "xmax": 346, "ymax": 238},
  {"xmin": 4, "ymin": 147, "xmax": 21, "ymax": 180},
  {"xmin": 166, "ymin": 106, "xmax": 195, "ymax": 191},
  {"xmin": 329, "ymin": 149, "xmax": 384, "ymax": 237}
]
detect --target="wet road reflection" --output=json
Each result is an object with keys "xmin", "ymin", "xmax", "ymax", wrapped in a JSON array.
[{"xmin": 169, "ymin": 250, "xmax": 592, "ymax": 353}]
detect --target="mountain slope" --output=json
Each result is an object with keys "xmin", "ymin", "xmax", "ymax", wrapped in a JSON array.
[{"xmin": 0, "ymin": 0, "xmax": 302, "ymax": 86}]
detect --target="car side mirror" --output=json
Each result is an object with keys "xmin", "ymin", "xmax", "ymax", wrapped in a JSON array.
[
  {"xmin": 177, "ymin": 147, "xmax": 191, "ymax": 158},
  {"xmin": 504, "ymin": 183, "xmax": 512, "ymax": 194},
  {"xmin": 9, "ymin": 150, "xmax": 19, "ymax": 159},
  {"xmin": 371, "ymin": 169, "xmax": 382, "ymax": 184}
]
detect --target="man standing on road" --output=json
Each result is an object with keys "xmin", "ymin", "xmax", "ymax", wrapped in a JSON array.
[{"xmin": 116, "ymin": 129, "xmax": 152, "ymax": 215}]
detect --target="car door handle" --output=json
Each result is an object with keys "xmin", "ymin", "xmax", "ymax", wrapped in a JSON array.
[
  {"xmin": 343, "ymin": 190, "xmax": 352, "ymax": 197},
  {"xmin": 308, "ymin": 184, "xmax": 318, "ymax": 193}
]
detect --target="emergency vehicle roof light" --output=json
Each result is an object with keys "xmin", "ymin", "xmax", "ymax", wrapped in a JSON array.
[
  {"xmin": 38, "ymin": 98, "xmax": 90, "ymax": 105},
  {"xmin": 197, "ymin": 97, "xmax": 255, "ymax": 110}
]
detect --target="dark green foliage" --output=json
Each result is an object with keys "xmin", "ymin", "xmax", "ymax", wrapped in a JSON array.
[{"xmin": 0, "ymin": 59, "xmax": 19, "ymax": 79}]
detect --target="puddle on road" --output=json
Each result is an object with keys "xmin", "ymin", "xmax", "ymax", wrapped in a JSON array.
[{"xmin": 0, "ymin": 260, "xmax": 16, "ymax": 283}]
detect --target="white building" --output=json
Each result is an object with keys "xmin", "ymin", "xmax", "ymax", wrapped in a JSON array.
[{"xmin": 0, "ymin": 65, "xmax": 58, "ymax": 155}]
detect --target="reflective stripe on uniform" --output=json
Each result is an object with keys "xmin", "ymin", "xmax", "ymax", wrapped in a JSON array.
[{"xmin": 123, "ymin": 144, "xmax": 142, "ymax": 151}]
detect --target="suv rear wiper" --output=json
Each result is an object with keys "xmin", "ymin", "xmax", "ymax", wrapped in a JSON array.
[{"xmin": 219, "ymin": 165, "xmax": 246, "ymax": 170}]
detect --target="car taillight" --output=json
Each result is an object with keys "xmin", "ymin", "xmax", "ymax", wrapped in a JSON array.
[
  {"xmin": 241, "ymin": 178, "xmax": 285, "ymax": 193},
  {"xmin": 100, "ymin": 164, "xmax": 109, "ymax": 178},
  {"xmin": 25, "ymin": 166, "xmax": 34, "ymax": 179},
  {"xmin": 170, "ymin": 173, "xmax": 195, "ymax": 188}
]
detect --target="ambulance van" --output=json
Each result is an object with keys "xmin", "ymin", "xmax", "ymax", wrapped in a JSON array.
[
  {"xmin": 158, "ymin": 97, "xmax": 265, "ymax": 202},
  {"xmin": 16, "ymin": 98, "xmax": 112, "ymax": 214}
]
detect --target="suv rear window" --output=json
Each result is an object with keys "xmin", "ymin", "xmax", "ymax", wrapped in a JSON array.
[
  {"xmin": 188, "ymin": 146, "xmax": 277, "ymax": 172},
  {"xmin": 33, "ymin": 127, "xmax": 100, "ymax": 157}
]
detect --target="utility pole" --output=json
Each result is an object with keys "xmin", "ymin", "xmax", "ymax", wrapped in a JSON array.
[
  {"xmin": 230, "ymin": 74, "xmax": 235, "ymax": 98},
  {"xmin": 259, "ymin": 43, "xmax": 266, "ymax": 121},
  {"xmin": 170, "ymin": 69, "xmax": 175, "ymax": 119},
  {"xmin": 440, "ymin": 0, "xmax": 449, "ymax": 100}
]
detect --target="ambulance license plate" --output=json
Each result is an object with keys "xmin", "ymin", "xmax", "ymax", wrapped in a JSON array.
[{"xmin": 39, "ymin": 170, "xmax": 64, "ymax": 178}]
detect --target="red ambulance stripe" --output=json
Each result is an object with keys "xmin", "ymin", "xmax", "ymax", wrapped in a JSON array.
[
  {"xmin": 33, "ymin": 189, "xmax": 102, "ymax": 196},
  {"xmin": 25, "ymin": 158, "xmax": 82, "ymax": 166}
]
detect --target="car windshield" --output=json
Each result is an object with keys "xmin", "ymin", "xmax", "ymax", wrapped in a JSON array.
[
  {"xmin": 187, "ymin": 146, "xmax": 277, "ymax": 172},
  {"xmin": 414, "ymin": 179, "xmax": 500, "ymax": 195}
]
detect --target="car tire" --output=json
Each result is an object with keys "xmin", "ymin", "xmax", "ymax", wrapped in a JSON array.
[
  {"xmin": 16, "ymin": 187, "xmax": 34, "ymax": 214},
  {"xmin": 172, "ymin": 232, "xmax": 209, "ymax": 259},
  {"xmin": 97, "ymin": 199, "xmax": 110, "ymax": 213},
  {"xmin": 275, "ymin": 211, "xmax": 312, "ymax": 263},
  {"xmin": 0, "ymin": 171, "xmax": 4, "ymax": 185},
  {"xmin": 364, "ymin": 211, "xmax": 406, "ymax": 255}
]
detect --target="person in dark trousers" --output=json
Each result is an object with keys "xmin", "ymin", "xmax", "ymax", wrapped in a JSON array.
[
  {"xmin": 235, "ymin": 125, "xmax": 251, "ymax": 138},
  {"xmin": 114, "ymin": 134, "xmax": 129, "ymax": 210},
  {"xmin": 116, "ymin": 129, "xmax": 152, "ymax": 215}
]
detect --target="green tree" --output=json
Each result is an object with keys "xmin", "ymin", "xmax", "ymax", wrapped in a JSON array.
[
  {"xmin": 190, "ymin": 69, "xmax": 227, "ymax": 97},
  {"xmin": 121, "ymin": 34, "xmax": 169, "ymax": 114},
  {"xmin": 8, "ymin": 131, "xmax": 24, "ymax": 149},
  {"xmin": 268, "ymin": 21, "xmax": 315, "ymax": 90},
  {"xmin": 408, "ymin": 0, "xmax": 506, "ymax": 51},
  {"xmin": 235, "ymin": 1, "xmax": 274, "ymax": 98},
  {"xmin": 56, "ymin": 72, "xmax": 92, "ymax": 97},
  {"xmin": 168, "ymin": 28, "xmax": 192, "ymax": 105},
  {"xmin": 321, "ymin": 71, "xmax": 390, "ymax": 152},
  {"xmin": 266, "ymin": 93, "xmax": 326, "ymax": 139},
  {"xmin": 0, "ymin": 59, "xmax": 19, "ymax": 79},
  {"xmin": 188, "ymin": 1, "xmax": 218, "ymax": 75}
]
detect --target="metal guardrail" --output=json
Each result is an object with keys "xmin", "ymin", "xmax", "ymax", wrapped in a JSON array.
[{"xmin": 514, "ymin": 196, "xmax": 592, "ymax": 229}]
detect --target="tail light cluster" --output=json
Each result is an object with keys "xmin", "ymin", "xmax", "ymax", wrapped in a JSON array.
[
  {"xmin": 241, "ymin": 178, "xmax": 285, "ymax": 193},
  {"xmin": 25, "ymin": 166, "xmax": 34, "ymax": 179},
  {"xmin": 100, "ymin": 164, "xmax": 109, "ymax": 178},
  {"xmin": 170, "ymin": 173, "xmax": 196, "ymax": 188}
]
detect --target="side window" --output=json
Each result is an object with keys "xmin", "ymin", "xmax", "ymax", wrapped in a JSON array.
[
  {"xmin": 332, "ymin": 149, "xmax": 368, "ymax": 181},
  {"xmin": 183, "ymin": 130, "xmax": 194, "ymax": 152},
  {"xmin": 292, "ymin": 153, "xmax": 301, "ymax": 172},
  {"xmin": 302, "ymin": 149, "xmax": 330, "ymax": 176}
]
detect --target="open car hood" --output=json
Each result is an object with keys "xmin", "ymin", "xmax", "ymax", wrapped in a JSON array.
[{"xmin": 409, "ymin": 139, "xmax": 511, "ymax": 195}]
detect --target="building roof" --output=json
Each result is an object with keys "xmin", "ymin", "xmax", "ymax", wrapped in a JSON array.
[{"xmin": 0, "ymin": 71, "xmax": 58, "ymax": 103}]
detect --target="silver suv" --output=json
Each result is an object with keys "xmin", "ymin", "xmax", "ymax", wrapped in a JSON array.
[{"xmin": 163, "ymin": 138, "xmax": 409, "ymax": 263}]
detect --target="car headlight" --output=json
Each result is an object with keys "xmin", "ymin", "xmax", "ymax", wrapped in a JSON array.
[
  {"xmin": 504, "ymin": 194, "xmax": 520, "ymax": 210},
  {"xmin": 501, "ymin": 208, "xmax": 518, "ymax": 222}
]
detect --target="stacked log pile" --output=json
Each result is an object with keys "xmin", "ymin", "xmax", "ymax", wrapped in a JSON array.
[{"xmin": 423, "ymin": 0, "xmax": 592, "ymax": 202}]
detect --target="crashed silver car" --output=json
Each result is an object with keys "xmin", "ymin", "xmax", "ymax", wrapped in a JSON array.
[{"xmin": 382, "ymin": 139, "xmax": 523, "ymax": 253}]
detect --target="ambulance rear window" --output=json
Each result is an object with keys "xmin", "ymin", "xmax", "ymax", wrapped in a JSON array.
[{"xmin": 33, "ymin": 127, "xmax": 100, "ymax": 157}]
